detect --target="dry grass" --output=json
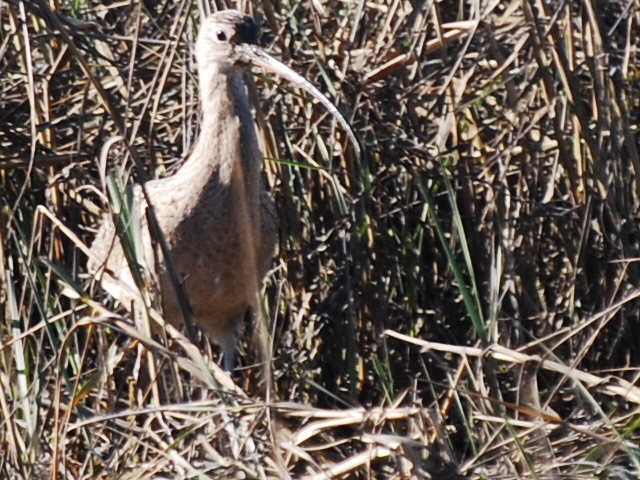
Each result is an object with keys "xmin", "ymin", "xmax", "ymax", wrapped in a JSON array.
[{"xmin": 2, "ymin": 0, "xmax": 640, "ymax": 478}]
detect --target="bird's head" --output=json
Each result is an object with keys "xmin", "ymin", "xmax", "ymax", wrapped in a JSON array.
[
  {"xmin": 196, "ymin": 10, "xmax": 260, "ymax": 71},
  {"xmin": 196, "ymin": 10, "xmax": 360, "ymax": 158}
]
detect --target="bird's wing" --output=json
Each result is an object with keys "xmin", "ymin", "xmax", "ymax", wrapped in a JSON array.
[{"xmin": 88, "ymin": 184, "xmax": 156, "ymax": 303}]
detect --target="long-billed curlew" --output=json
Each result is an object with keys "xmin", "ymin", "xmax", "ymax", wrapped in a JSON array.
[{"xmin": 88, "ymin": 10, "xmax": 358, "ymax": 371}]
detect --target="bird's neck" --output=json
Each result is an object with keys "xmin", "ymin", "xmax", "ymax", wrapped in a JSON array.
[{"xmin": 182, "ymin": 66, "xmax": 259, "ymax": 187}]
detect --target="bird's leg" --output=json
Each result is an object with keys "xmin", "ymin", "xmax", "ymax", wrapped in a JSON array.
[
  {"xmin": 220, "ymin": 326, "xmax": 239, "ymax": 372},
  {"xmin": 220, "ymin": 307, "xmax": 257, "ymax": 372},
  {"xmin": 221, "ymin": 344, "xmax": 236, "ymax": 373}
]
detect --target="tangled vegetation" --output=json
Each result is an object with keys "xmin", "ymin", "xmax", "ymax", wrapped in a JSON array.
[{"xmin": 1, "ymin": 0, "xmax": 640, "ymax": 478}]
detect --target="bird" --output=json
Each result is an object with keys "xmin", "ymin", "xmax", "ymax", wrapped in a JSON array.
[{"xmin": 88, "ymin": 10, "xmax": 358, "ymax": 372}]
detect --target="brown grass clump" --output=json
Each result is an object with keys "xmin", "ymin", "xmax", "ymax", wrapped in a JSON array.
[{"xmin": 2, "ymin": 0, "xmax": 640, "ymax": 478}]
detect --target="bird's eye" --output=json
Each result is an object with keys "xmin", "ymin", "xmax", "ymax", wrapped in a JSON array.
[{"xmin": 216, "ymin": 30, "xmax": 227, "ymax": 42}]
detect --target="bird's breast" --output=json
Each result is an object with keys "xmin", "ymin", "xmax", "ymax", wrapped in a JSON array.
[{"xmin": 157, "ymin": 172, "xmax": 259, "ymax": 322}]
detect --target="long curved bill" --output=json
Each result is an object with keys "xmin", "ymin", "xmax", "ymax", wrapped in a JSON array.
[{"xmin": 236, "ymin": 44, "xmax": 361, "ymax": 159}]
